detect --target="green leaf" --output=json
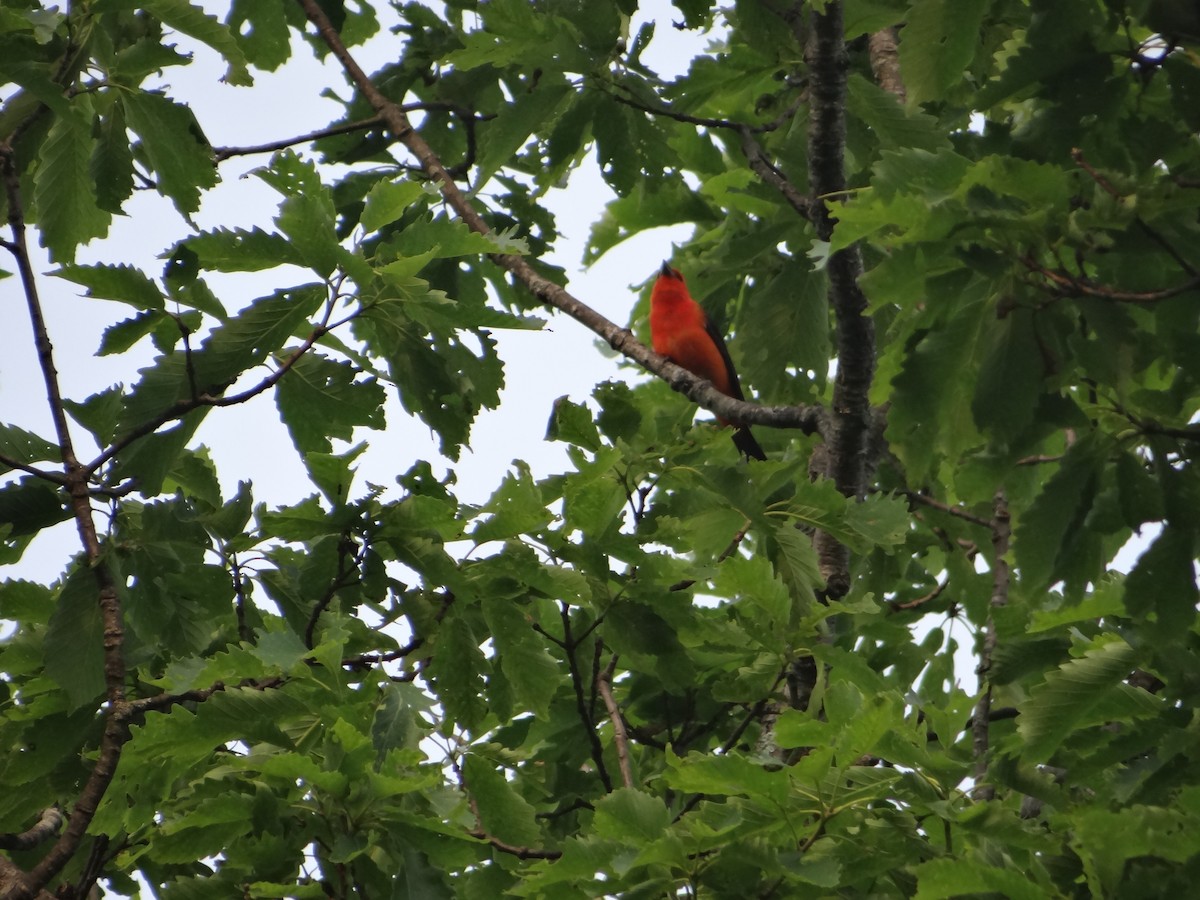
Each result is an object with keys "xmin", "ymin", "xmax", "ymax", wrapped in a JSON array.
[
  {"xmin": 0, "ymin": 424, "xmax": 60, "ymax": 472},
  {"xmin": 476, "ymin": 80, "xmax": 572, "ymax": 189},
  {"xmin": 1017, "ymin": 638, "xmax": 1136, "ymax": 762},
  {"xmin": 143, "ymin": 0, "xmax": 252, "ymax": 84},
  {"xmin": 63, "ymin": 387, "xmax": 126, "ymax": 448},
  {"xmin": 898, "ymin": 0, "xmax": 988, "ymax": 105},
  {"xmin": 360, "ymin": 179, "xmax": 427, "ymax": 233},
  {"xmin": 592, "ymin": 788, "xmax": 671, "ymax": 843},
  {"xmin": 846, "ymin": 72, "xmax": 950, "ymax": 153},
  {"xmin": 34, "ymin": 105, "xmax": 110, "ymax": 262},
  {"xmin": 427, "ymin": 613, "xmax": 487, "ymax": 730},
  {"xmin": 739, "ymin": 260, "xmax": 830, "ymax": 397},
  {"xmin": 92, "ymin": 102, "xmax": 135, "ymax": 214},
  {"xmin": 179, "ymin": 227, "xmax": 305, "ymax": 272},
  {"xmin": 664, "ymin": 748, "xmax": 790, "ymax": 803},
  {"xmin": 1124, "ymin": 525, "xmax": 1200, "ymax": 635},
  {"xmin": 844, "ymin": 493, "xmax": 911, "ymax": 551},
  {"xmin": 276, "ymin": 191, "xmax": 342, "ymax": 278},
  {"xmin": 53, "ymin": 263, "xmax": 164, "ymax": 310},
  {"xmin": 546, "ymin": 396, "xmax": 602, "ymax": 451},
  {"xmin": 463, "ymin": 754, "xmax": 541, "ymax": 847},
  {"xmin": 275, "ymin": 352, "xmax": 386, "ymax": 456},
  {"xmin": 971, "ymin": 309, "xmax": 1043, "ymax": 440},
  {"xmin": 1014, "ymin": 436, "xmax": 1106, "ymax": 595},
  {"xmin": 371, "ymin": 682, "xmax": 423, "ymax": 762},
  {"xmin": 0, "ymin": 478, "xmax": 68, "ymax": 537},
  {"xmin": 472, "ymin": 464, "xmax": 553, "ymax": 543},
  {"xmin": 43, "ymin": 565, "xmax": 106, "ymax": 710},
  {"xmin": 122, "ymin": 90, "xmax": 217, "ymax": 214},
  {"xmin": 228, "ymin": 0, "xmax": 290, "ymax": 70},
  {"xmin": 117, "ymin": 285, "xmax": 325, "ymax": 434},
  {"xmin": 1072, "ymin": 804, "xmax": 1200, "ymax": 896},
  {"xmin": 914, "ymin": 857, "xmax": 1048, "ymax": 900},
  {"xmin": 481, "ymin": 597, "xmax": 559, "ymax": 719}
]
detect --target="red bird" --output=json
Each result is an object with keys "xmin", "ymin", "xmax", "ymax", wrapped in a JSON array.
[{"xmin": 649, "ymin": 262, "xmax": 766, "ymax": 460}]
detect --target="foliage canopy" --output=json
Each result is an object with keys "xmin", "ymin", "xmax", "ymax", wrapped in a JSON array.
[{"xmin": 1, "ymin": 0, "xmax": 1199, "ymax": 897}]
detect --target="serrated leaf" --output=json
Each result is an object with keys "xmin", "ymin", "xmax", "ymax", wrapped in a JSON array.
[
  {"xmin": 898, "ymin": 0, "xmax": 988, "ymax": 105},
  {"xmin": 844, "ymin": 493, "xmax": 910, "ymax": 551},
  {"xmin": 740, "ymin": 260, "xmax": 830, "ymax": 397},
  {"xmin": 770, "ymin": 521, "xmax": 822, "ymax": 609},
  {"xmin": 275, "ymin": 352, "xmax": 386, "ymax": 456},
  {"xmin": 43, "ymin": 566, "xmax": 106, "ymax": 710},
  {"xmin": 664, "ymin": 748, "xmax": 790, "ymax": 803},
  {"xmin": 178, "ymin": 227, "xmax": 305, "ymax": 272},
  {"xmin": 0, "ymin": 478, "xmax": 68, "ymax": 537},
  {"xmin": 846, "ymin": 71, "xmax": 950, "ymax": 153},
  {"xmin": 463, "ymin": 755, "xmax": 540, "ymax": 847},
  {"xmin": 360, "ymin": 179, "xmax": 427, "ymax": 233},
  {"xmin": 143, "ymin": 0, "xmax": 252, "ymax": 85},
  {"xmin": 117, "ymin": 285, "xmax": 325, "ymax": 434},
  {"xmin": 276, "ymin": 192, "xmax": 341, "ymax": 277},
  {"xmin": 371, "ymin": 682, "xmax": 423, "ymax": 763},
  {"xmin": 427, "ymin": 614, "xmax": 487, "ymax": 730},
  {"xmin": 914, "ymin": 857, "xmax": 1047, "ymax": 900},
  {"xmin": 481, "ymin": 598, "xmax": 559, "ymax": 718},
  {"xmin": 34, "ymin": 106, "xmax": 110, "ymax": 262},
  {"xmin": 592, "ymin": 788, "xmax": 671, "ymax": 843},
  {"xmin": 971, "ymin": 309, "xmax": 1042, "ymax": 439},
  {"xmin": 92, "ymin": 102, "xmax": 135, "ymax": 213},
  {"xmin": 122, "ymin": 90, "xmax": 217, "ymax": 214},
  {"xmin": 1014, "ymin": 436, "xmax": 1106, "ymax": 594},
  {"xmin": 229, "ymin": 0, "xmax": 291, "ymax": 70},
  {"xmin": 1124, "ymin": 525, "xmax": 1199, "ymax": 635},
  {"xmin": 477, "ymin": 80, "xmax": 572, "ymax": 189},
  {"xmin": 54, "ymin": 263, "xmax": 164, "ymax": 310},
  {"xmin": 472, "ymin": 464, "xmax": 553, "ymax": 543},
  {"xmin": 1017, "ymin": 638, "xmax": 1136, "ymax": 762},
  {"xmin": 0, "ymin": 423, "xmax": 60, "ymax": 471},
  {"xmin": 714, "ymin": 553, "xmax": 791, "ymax": 631}
]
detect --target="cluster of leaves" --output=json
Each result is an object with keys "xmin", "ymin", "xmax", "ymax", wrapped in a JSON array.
[{"xmin": 1, "ymin": 0, "xmax": 1199, "ymax": 898}]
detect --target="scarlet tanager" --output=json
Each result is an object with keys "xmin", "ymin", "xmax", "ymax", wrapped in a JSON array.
[{"xmin": 649, "ymin": 262, "xmax": 766, "ymax": 460}]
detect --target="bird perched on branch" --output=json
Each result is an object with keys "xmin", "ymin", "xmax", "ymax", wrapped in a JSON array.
[{"xmin": 649, "ymin": 261, "xmax": 766, "ymax": 460}]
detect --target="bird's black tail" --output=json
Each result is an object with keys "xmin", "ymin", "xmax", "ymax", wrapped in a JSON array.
[{"xmin": 732, "ymin": 426, "xmax": 766, "ymax": 461}]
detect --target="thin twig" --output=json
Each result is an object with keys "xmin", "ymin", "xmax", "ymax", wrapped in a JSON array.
[
  {"xmin": 1021, "ymin": 254, "xmax": 1200, "ymax": 304},
  {"xmin": 1071, "ymin": 148, "xmax": 1197, "ymax": 277},
  {"xmin": 304, "ymin": 533, "xmax": 362, "ymax": 648},
  {"xmin": 560, "ymin": 605, "xmax": 613, "ymax": 791},
  {"xmin": 902, "ymin": 491, "xmax": 991, "ymax": 529},
  {"xmin": 86, "ymin": 316, "xmax": 343, "ymax": 476},
  {"xmin": 0, "ymin": 455, "xmax": 65, "ymax": 483},
  {"xmin": 889, "ymin": 577, "xmax": 949, "ymax": 612},
  {"xmin": 597, "ymin": 655, "xmax": 633, "ymax": 789}
]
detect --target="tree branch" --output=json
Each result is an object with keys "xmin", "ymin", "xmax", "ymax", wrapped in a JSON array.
[
  {"xmin": 972, "ymin": 490, "xmax": 1010, "ymax": 800},
  {"xmin": 901, "ymin": 490, "xmax": 991, "ymax": 529},
  {"xmin": 560, "ymin": 605, "xmax": 613, "ymax": 792},
  {"xmin": 0, "ymin": 811, "xmax": 62, "ymax": 852},
  {"xmin": 1021, "ymin": 253, "xmax": 1200, "ymax": 304},
  {"xmin": 868, "ymin": 28, "xmax": 906, "ymax": 102},
  {"xmin": 0, "ymin": 454, "xmax": 65, "ymax": 484},
  {"xmin": 291, "ymin": 0, "xmax": 823, "ymax": 438},
  {"xmin": 1, "ymin": 139, "xmax": 134, "ymax": 900},
  {"xmin": 86, "ymin": 317, "xmax": 342, "ymax": 477},
  {"xmin": 805, "ymin": 1, "xmax": 876, "ymax": 599},
  {"xmin": 596, "ymin": 656, "xmax": 634, "ymax": 789}
]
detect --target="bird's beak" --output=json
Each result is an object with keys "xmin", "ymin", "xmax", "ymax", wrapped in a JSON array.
[{"xmin": 660, "ymin": 260, "xmax": 674, "ymax": 278}]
